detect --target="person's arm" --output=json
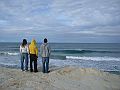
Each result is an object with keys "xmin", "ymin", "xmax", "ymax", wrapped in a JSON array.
[
  {"xmin": 26, "ymin": 45, "xmax": 29, "ymax": 54},
  {"xmin": 48, "ymin": 44, "xmax": 51, "ymax": 56},
  {"xmin": 40, "ymin": 45, "xmax": 43, "ymax": 57},
  {"xmin": 36, "ymin": 47, "xmax": 38, "ymax": 58},
  {"xmin": 20, "ymin": 45, "xmax": 22, "ymax": 54},
  {"xmin": 28, "ymin": 45, "xmax": 31, "ymax": 54}
]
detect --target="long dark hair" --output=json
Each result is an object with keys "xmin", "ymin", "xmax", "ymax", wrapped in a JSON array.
[{"xmin": 22, "ymin": 39, "xmax": 27, "ymax": 47}]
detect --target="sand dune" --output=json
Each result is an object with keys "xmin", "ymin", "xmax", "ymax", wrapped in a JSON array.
[{"xmin": 0, "ymin": 67, "xmax": 120, "ymax": 90}]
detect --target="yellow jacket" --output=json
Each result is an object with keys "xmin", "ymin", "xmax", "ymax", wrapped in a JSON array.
[{"xmin": 29, "ymin": 39, "xmax": 38, "ymax": 56}]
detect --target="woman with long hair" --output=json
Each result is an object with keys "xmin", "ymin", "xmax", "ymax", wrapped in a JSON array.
[{"xmin": 20, "ymin": 39, "xmax": 29, "ymax": 71}]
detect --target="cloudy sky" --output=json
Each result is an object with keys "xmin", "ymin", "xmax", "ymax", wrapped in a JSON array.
[{"xmin": 0, "ymin": 0, "xmax": 120, "ymax": 43}]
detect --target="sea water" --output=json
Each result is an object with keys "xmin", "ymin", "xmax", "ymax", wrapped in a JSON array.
[{"xmin": 0, "ymin": 43, "xmax": 120, "ymax": 71}]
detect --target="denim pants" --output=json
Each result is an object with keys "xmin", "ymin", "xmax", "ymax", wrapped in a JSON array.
[
  {"xmin": 21, "ymin": 53, "xmax": 28, "ymax": 71},
  {"xmin": 42, "ymin": 57, "xmax": 49, "ymax": 73}
]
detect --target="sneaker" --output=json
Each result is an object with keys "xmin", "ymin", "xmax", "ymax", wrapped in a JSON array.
[
  {"xmin": 25, "ymin": 70, "xmax": 28, "ymax": 72},
  {"xmin": 21, "ymin": 70, "xmax": 24, "ymax": 71},
  {"xmin": 46, "ymin": 70, "xmax": 50, "ymax": 73}
]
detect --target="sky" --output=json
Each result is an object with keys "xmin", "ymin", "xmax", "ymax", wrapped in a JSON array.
[{"xmin": 0, "ymin": 0, "xmax": 120, "ymax": 43}]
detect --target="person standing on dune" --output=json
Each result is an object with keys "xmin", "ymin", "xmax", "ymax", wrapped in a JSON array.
[
  {"xmin": 29, "ymin": 39, "xmax": 38, "ymax": 72},
  {"xmin": 20, "ymin": 39, "xmax": 29, "ymax": 71},
  {"xmin": 40, "ymin": 38, "xmax": 51, "ymax": 73}
]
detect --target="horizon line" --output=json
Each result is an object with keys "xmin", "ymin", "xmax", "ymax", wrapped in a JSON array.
[{"xmin": 0, "ymin": 42, "xmax": 120, "ymax": 44}]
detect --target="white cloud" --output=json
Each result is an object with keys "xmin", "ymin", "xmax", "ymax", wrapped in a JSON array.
[{"xmin": 0, "ymin": 0, "xmax": 120, "ymax": 42}]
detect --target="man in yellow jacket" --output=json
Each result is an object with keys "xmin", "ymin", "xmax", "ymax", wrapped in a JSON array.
[{"xmin": 29, "ymin": 39, "xmax": 38, "ymax": 72}]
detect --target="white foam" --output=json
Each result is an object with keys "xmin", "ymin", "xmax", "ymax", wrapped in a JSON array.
[
  {"xmin": 66, "ymin": 56, "xmax": 120, "ymax": 61},
  {"xmin": 0, "ymin": 63, "xmax": 17, "ymax": 66},
  {"xmin": 7, "ymin": 52, "xmax": 19, "ymax": 56},
  {"xmin": 0, "ymin": 52, "xmax": 19, "ymax": 56}
]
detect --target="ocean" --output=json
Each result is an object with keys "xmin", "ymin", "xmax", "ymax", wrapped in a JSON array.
[{"xmin": 0, "ymin": 43, "xmax": 120, "ymax": 72}]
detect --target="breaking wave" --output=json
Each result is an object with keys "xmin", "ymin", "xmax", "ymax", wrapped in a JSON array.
[
  {"xmin": 66, "ymin": 56, "xmax": 120, "ymax": 61},
  {"xmin": 0, "ymin": 52, "xmax": 19, "ymax": 56}
]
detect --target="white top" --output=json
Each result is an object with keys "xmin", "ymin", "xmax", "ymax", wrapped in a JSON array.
[{"xmin": 20, "ymin": 45, "xmax": 29, "ymax": 54}]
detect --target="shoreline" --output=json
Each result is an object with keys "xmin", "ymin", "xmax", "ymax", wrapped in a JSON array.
[{"xmin": 0, "ymin": 66, "xmax": 120, "ymax": 90}]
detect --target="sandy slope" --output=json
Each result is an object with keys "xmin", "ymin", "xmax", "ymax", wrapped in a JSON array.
[{"xmin": 0, "ymin": 67, "xmax": 120, "ymax": 90}]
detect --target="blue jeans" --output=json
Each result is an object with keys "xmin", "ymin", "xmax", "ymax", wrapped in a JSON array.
[
  {"xmin": 42, "ymin": 57, "xmax": 49, "ymax": 73},
  {"xmin": 21, "ymin": 53, "xmax": 28, "ymax": 71}
]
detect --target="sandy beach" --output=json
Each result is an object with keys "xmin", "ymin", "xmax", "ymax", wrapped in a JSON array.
[{"xmin": 0, "ymin": 66, "xmax": 120, "ymax": 90}]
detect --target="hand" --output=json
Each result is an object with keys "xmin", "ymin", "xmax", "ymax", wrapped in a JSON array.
[{"xmin": 36, "ymin": 56, "xmax": 38, "ymax": 58}]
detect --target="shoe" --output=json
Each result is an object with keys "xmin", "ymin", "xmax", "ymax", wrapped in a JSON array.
[
  {"xmin": 42, "ymin": 71, "xmax": 45, "ymax": 73},
  {"xmin": 34, "ymin": 70, "xmax": 38, "ymax": 73},
  {"xmin": 21, "ymin": 70, "xmax": 24, "ymax": 71},
  {"xmin": 48, "ymin": 70, "xmax": 50, "ymax": 73},
  {"xmin": 46, "ymin": 71, "xmax": 50, "ymax": 73},
  {"xmin": 25, "ymin": 70, "xmax": 28, "ymax": 72},
  {"xmin": 30, "ymin": 69, "xmax": 33, "ymax": 72}
]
